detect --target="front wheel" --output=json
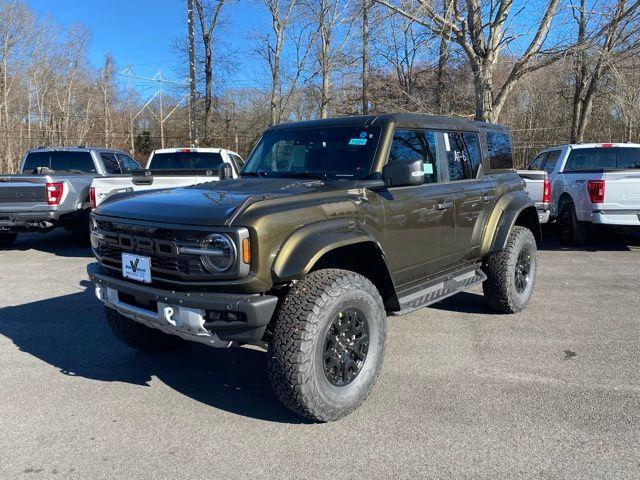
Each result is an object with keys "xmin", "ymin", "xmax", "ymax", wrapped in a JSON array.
[
  {"xmin": 267, "ymin": 269, "xmax": 387, "ymax": 422},
  {"xmin": 0, "ymin": 232, "xmax": 17, "ymax": 248},
  {"xmin": 482, "ymin": 226, "xmax": 538, "ymax": 314}
]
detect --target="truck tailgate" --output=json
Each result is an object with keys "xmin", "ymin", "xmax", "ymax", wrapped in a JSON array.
[
  {"xmin": 517, "ymin": 170, "xmax": 547, "ymax": 204},
  {"xmin": 0, "ymin": 177, "xmax": 48, "ymax": 210},
  {"xmin": 603, "ymin": 171, "xmax": 640, "ymax": 211}
]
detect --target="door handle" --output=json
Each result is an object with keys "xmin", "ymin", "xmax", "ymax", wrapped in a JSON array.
[{"xmin": 435, "ymin": 202, "xmax": 454, "ymax": 210}]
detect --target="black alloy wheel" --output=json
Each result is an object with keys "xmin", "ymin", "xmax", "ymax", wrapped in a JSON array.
[{"xmin": 322, "ymin": 308, "xmax": 370, "ymax": 387}]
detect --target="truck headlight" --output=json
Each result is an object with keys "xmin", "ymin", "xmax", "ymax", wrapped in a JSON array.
[{"xmin": 200, "ymin": 233, "xmax": 236, "ymax": 273}]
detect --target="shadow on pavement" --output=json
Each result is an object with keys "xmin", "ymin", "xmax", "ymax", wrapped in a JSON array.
[
  {"xmin": 538, "ymin": 223, "xmax": 640, "ymax": 252},
  {"xmin": 3, "ymin": 230, "xmax": 92, "ymax": 258},
  {"xmin": 430, "ymin": 291, "xmax": 494, "ymax": 315},
  {"xmin": 0, "ymin": 280, "xmax": 307, "ymax": 424}
]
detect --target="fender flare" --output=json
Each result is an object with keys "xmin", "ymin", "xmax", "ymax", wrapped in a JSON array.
[
  {"xmin": 481, "ymin": 190, "xmax": 540, "ymax": 255},
  {"xmin": 272, "ymin": 218, "xmax": 386, "ymax": 282}
]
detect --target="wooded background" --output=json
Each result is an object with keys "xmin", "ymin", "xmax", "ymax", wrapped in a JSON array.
[{"xmin": 1, "ymin": 0, "xmax": 639, "ymax": 172}]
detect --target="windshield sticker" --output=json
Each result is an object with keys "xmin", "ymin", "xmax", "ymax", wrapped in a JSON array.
[
  {"xmin": 444, "ymin": 133, "xmax": 451, "ymax": 151},
  {"xmin": 423, "ymin": 163, "xmax": 434, "ymax": 174},
  {"xmin": 349, "ymin": 138, "xmax": 367, "ymax": 146}
]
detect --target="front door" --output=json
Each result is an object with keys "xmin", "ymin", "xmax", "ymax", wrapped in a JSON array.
[{"xmin": 381, "ymin": 129, "xmax": 457, "ymax": 288}]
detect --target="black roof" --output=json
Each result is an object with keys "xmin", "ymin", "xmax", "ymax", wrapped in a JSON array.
[{"xmin": 266, "ymin": 113, "xmax": 508, "ymax": 133}]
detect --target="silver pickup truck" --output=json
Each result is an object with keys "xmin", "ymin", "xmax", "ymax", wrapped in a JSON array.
[
  {"xmin": 0, "ymin": 147, "xmax": 139, "ymax": 247},
  {"xmin": 526, "ymin": 143, "xmax": 640, "ymax": 245}
]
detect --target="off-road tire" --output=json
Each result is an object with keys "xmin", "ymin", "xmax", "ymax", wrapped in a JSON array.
[
  {"xmin": 0, "ymin": 232, "xmax": 17, "ymax": 248},
  {"xmin": 559, "ymin": 201, "xmax": 588, "ymax": 246},
  {"xmin": 482, "ymin": 226, "xmax": 537, "ymax": 314},
  {"xmin": 105, "ymin": 306, "xmax": 183, "ymax": 352},
  {"xmin": 267, "ymin": 268, "xmax": 386, "ymax": 422}
]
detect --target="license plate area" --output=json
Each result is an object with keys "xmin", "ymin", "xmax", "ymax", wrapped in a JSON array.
[{"xmin": 122, "ymin": 253, "xmax": 152, "ymax": 283}]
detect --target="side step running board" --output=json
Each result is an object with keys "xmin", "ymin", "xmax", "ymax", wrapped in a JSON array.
[{"xmin": 392, "ymin": 268, "xmax": 487, "ymax": 316}]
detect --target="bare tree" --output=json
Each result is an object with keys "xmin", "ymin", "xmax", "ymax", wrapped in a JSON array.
[
  {"xmin": 306, "ymin": 0, "xmax": 353, "ymax": 118},
  {"xmin": 194, "ymin": 0, "xmax": 226, "ymax": 139},
  {"xmin": 570, "ymin": 0, "xmax": 640, "ymax": 142}
]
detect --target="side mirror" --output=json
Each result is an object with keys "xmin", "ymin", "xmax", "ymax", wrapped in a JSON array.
[
  {"xmin": 382, "ymin": 159, "xmax": 425, "ymax": 187},
  {"xmin": 218, "ymin": 163, "xmax": 233, "ymax": 180}
]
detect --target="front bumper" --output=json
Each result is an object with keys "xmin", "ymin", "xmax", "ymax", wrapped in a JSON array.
[{"xmin": 88, "ymin": 263, "xmax": 278, "ymax": 346}]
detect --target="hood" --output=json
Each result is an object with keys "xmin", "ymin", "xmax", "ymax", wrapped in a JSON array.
[{"xmin": 95, "ymin": 177, "xmax": 353, "ymax": 225}]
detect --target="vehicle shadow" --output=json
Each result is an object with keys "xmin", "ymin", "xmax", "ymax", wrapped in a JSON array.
[
  {"xmin": 0, "ymin": 281, "xmax": 307, "ymax": 424},
  {"xmin": 538, "ymin": 223, "xmax": 640, "ymax": 252},
  {"xmin": 430, "ymin": 291, "xmax": 494, "ymax": 315},
  {"xmin": 6, "ymin": 230, "xmax": 92, "ymax": 258}
]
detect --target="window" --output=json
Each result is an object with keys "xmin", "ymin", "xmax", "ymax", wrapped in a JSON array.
[
  {"xmin": 118, "ymin": 154, "xmax": 140, "ymax": 172},
  {"xmin": 22, "ymin": 151, "xmax": 96, "ymax": 174},
  {"xmin": 528, "ymin": 152, "xmax": 548, "ymax": 170},
  {"xmin": 149, "ymin": 151, "xmax": 224, "ymax": 170},
  {"xmin": 388, "ymin": 130, "xmax": 439, "ymax": 183},
  {"xmin": 564, "ymin": 147, "xmax": 640, "ymax": 171},
  {"xmin": 445, "ymin": 132, "xmax": 475, "ymax": 181},
  {"xmin": 462, "ymin": 132, "xmax": 482, "ymax": 177},
  {"xmin": 243, "ymin": 126, "xmax": 381, "ymax": 180},
  {"xmin": 486, "ymin": 132, "xmax": 513, "ymax": 169},
  {"xmin": 543, "ymin": 150, "xmax": 561, "ymax": 174},
  {"xmin": 101, "ymin": 153, "xmax": 121, "ymax": 174}
]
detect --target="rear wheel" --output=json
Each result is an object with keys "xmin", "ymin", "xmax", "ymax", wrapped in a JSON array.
[
  {"xmin": 559, "ymin": 201, "xmax": 588, "ymax": 246},
  {"xmin": 105, "ymin": 306, "xmax": 183, "ymax": 352},
  {"xmin": 482, "ymin": 226, "xmax": 537, "ymax": 313},
  {"xmin": 267, "ymin": 269, "xmax": 386, "ymax": 422},
  {"xmin": 71, "ymin": 211, "xmax": 91, "ymax": 246},
  {"xmin": 0, "ymin": 232, "xmax": 17, "ymax": 248}
]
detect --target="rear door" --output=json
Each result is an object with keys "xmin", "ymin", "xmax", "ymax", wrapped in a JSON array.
[
  {"xmin": 443, "ymin": 131, "xmax": 496, "ymax": 263},
  {"xmin": 381, "ymin": 129, "xmax": 457, "ymax": 287}
]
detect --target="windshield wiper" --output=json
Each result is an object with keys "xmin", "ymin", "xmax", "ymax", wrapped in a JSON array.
[{"xmin": 276, "ymin": 171, "xmax": 327, "ymax": 180}]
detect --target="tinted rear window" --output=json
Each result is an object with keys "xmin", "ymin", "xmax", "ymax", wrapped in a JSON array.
[
  {"xmin": 564, "ymin": 147, "xmax": 640, "ymax": 171},
  {"xmin": 486, "ymin": 132, "xmax": 513, "ymax": 169},
  {"xmin": 149, "ymin": 152, "xmax": 224, "ymax": 170},
  {"xmin": 22, "ymin": 151, "xmax": 96, "ymax": 174}
]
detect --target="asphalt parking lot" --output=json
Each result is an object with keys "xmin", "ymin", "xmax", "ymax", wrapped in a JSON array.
[{"xmin": 1, "ymin": 228, "xmax": 639, "ymax": 479}]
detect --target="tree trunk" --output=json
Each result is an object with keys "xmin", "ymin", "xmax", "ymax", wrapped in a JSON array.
[{"xmin": 361, "ymin": 0, "xmax": 370, "ymax": 115}]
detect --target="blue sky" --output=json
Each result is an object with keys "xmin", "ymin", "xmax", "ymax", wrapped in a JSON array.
[{"xmin": 28, "ymin": 0, "xmax": 267, "ymax": 89}]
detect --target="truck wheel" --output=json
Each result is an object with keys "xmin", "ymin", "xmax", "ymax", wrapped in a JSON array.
[
  {"xmin": 71, "ymin": 212, "xmax": 91, "ymax": 246},
  {"xmin": 267, "ymin": 269, "xmax": 386, "ymax": 422},
  {"xmin": 105, "ymin": 306, "xmax": 183, "ymax": 352},
  {"xmin": 482, "ymin": 226, "xmax": 537, "ymax": 314},
  {"xmin": 0, "ymin": 232, "xmax": 17, "ymax": 248},
  {"xmin": 559, "ymin": 202, "xmax": 588, "ymax": 246}
]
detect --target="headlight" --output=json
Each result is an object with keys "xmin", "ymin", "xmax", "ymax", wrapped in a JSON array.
[{"xmin": 200, "ymin": 233, "xmax": 236, "ymax": 273}]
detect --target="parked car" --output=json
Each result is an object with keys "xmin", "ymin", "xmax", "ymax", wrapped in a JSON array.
[
  {"xmin": 527, "ymin": 143, "xmax": 640, "ymax": 245},
  {"xmin": 0, "ymin": 147, "xmax": 139, "ymax": 247},
  {"xmin": 87, "ymin": 114, "xmax": 540, "ymax": 422},
  {"xmin": 90, "ymin": 148, "xmax": 243, "ymax": 209},
  {"xmin": 518, "ymin": 169, "xmax": 551, "ymax": 224}
]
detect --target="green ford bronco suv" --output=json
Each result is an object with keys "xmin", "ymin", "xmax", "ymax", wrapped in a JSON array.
[{"xmin": 87, "ymin": 114, "xmax": 540, "ymax": 422}]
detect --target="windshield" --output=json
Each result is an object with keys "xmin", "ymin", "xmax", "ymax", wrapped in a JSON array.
[
  {"xmin": 22, "ymin": 151, "xmax": 96, "ymax": 174},
  {"xmin": 242, "ymin": 125, "xmax": 382, "ymax": 180},
  {"xmin": 149, "ymin": 151, "xmax": 224, "ymax": 170},
  {"xmin": 564, "ymin": 147, "xmax": 640, "ymax": 171}
]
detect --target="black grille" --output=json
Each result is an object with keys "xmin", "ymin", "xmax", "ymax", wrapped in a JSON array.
[{"xmin": 95, "ymin": 219, "xmax": 211, "ymax": 282}]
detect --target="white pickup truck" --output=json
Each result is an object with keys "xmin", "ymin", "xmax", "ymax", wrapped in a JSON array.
[
  {"xmin": 90, "ymin": 148, "xmax": 243, "ymax": 208},
  {"xmin": 526, "ymin": 143, "xmax": 640, "ymax": 245}
]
